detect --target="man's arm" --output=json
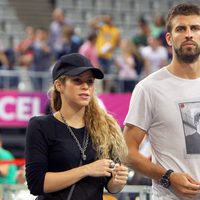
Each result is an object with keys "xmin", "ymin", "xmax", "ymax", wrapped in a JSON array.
[
  {"xmin": 123, "ymin": 123, "xmax": 165, "ymax": 180},
  {"xmin": 123, "ymin": 123, "xmax": 200, "ymax": 198}
]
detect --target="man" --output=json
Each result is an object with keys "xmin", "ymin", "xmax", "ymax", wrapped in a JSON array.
[
  {"xmin": 140, "ymin": 36, "xmax": 168, "ymax": 76},
  {"xmin": 89, "ymin": 14, "xmax": 120, "ymax": 91},
  {"xmin": 123, "ymin": 3, "xmax": 200, "ymax": 200},
  {"xmin": 89, "ymin": 14, "xmax": 120, "ymax": 74},
  {"xmin": 0, "ymin": 136, "xmax": 17, "ymax": 184},
  {"xmin": 49, "ymin": 8, "xmax": 74, "ymax": 59}
]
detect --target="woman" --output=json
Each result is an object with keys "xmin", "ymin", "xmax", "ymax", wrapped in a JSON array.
[
  {"xmin": 114, "ymin": 38, "xmax": 138, "ymax": 92},
  {"xmin": 25, "ymin": 53, "xmax": 128, "ymax": 200}
]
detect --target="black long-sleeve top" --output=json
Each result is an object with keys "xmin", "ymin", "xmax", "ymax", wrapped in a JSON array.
[{"xmin": 25, "ymin": 114, "xmax": 108, "ymax": 200}]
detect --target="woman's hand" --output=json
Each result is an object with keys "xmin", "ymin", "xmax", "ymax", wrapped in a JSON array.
[
  {"xmin": 112, "ymin": 164, "xmax": 129, "ymax": 185},
  {"xmin": 83, "ymin": 159, "xmax": 114, "ymax": 177},
  {"xmin": 107, "ymin": 164, "xmax": 129, "ymax": 193}
]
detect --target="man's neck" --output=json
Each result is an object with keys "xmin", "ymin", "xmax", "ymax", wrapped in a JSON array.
[{"xmin": 167, "ymin": 59, "xmax": 200, "ymax": 79}]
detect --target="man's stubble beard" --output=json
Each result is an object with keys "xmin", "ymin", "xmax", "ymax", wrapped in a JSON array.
[{"xmin": 174, "ymin": 42, "xmax": 200, "ymax": 64}]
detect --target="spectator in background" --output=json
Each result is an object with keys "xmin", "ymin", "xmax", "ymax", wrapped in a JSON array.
[
  {"xmin": 0, "ymin": 136, "xmax": 17, "ymax": 184},
  {"xmin": 132, "ymin": 17, "xmax": 150, "ymax": 48},
  {"xmin": 0, "ymin": 43, "xmax": 9, "ymax": 70},
  {"xmin": 14, "ymin": 26, "xmax": 35, "ymax": 91},
  {"xmin": 30, "ymin": 27, "xmax": 52, "ymax": 91},
  {"xmin": 89, "ymin": 14, "xmax": 120, "ymax": 92},
  {"xmin": 0, "ymin": 41, "xmax": 11, "ymax": 89},
  {"xmin": 17, "ymin": 55, "xmax": 33, "ymax": 91},
  {"xmin": 114, "ymin": 39, "xmax": 138, "ymax": 92},
  {"xmin": 140, "ymin": 36, "xmax": 168, "ymax": 76},
  {"xmin": 131, "ymin": 41, "xmax": 145, "ymax": 78},
  {"xmin": 149, "ymin": 15, "xmax": 166, "ymax": 38},
  {"xmin": 15, "ymin": 26, "xmax": 35, "ymax": 59},
  {"xmin": 13, "ymin": 28, "xmax": 34, "ymax": 90},
  {"xmin": 79, "ymin": 32, "xmax": 99, "ymax": 68},
  {"xmin": 57, "ymin": 25, "xmax": 82, "ymax": 58},
  {"xmin": 89, "ymin": 14, "xmax": 120, "ymax": 75},
  {"xmin": 49, "ymin": 7, "xmax": 73, "ymax": 59}
]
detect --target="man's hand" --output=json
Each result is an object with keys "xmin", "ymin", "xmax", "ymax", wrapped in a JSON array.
[{"xmin": 170, "ymin": 172, "xmax": 200, "ymax": 198}]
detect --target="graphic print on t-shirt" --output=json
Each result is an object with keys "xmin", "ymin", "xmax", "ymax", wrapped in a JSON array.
[{"xmin": 179, "ymin": 101, "xmax": 200, "ymax": 154}]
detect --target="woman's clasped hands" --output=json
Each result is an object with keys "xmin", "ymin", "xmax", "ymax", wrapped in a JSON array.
[{"xmin": 83, "ymin": 158, "xmax": 128, "ymax": 192}]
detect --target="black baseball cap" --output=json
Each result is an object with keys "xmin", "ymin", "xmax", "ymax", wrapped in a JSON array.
[{"xmin": 52, "ymin": 53, "xmax": 104, "ymax": 81}]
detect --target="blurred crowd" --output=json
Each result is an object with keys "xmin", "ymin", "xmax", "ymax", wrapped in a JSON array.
[{"xmin": 0, "ymin": 7, "xmax": 171, "ymax": 93}]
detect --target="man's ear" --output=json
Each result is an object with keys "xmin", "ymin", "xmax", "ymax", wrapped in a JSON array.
[{"xmin": 165, "ymin": 32, "xmax": 172, "ymax": 46}]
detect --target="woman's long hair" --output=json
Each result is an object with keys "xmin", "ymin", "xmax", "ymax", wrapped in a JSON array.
[
  {"xmin": 85, "ymin": 96, "xmax": 128, "ymax": 163},
  {"xmin": 50, "ymin": 75, "xmax": 128, "ymax": 163}
]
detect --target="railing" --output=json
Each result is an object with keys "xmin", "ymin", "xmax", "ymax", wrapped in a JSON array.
[
  {"xmin": 0, "ymin": 69, "xmax": 139, "ymax": 93},
  {"xmin": 0, "ymin": 184, "xmax": 152, "ymax": 200},
  {"xmin": 0, "ymin": 69, "xmax": 51, "ymax": 92}
]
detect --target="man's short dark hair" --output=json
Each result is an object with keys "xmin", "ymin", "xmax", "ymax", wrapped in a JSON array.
[{"xmin": 166, "ymin": 3, "xmax": 200, "ymax": 32}]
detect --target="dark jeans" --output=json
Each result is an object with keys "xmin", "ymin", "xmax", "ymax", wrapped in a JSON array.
[
  {"xmin": 98, "ymin": 57, "xmax": 112, "ymax": 74},
  {"xmin": 118, "ymin": 80, "xmax": 137, "ymax": 93}
]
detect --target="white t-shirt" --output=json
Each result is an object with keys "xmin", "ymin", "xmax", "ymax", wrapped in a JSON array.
[
  {"xmin": 124, "ymin": 67, "xmax": 200, "ymax": 200},
  {"xmin": 140, "ymin": 46, "xmax": 168, "ymax": 74}
]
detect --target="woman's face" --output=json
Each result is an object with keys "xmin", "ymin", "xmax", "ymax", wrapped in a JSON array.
[{"xmin": 61, "ymin": 71, "xmax": 95, "ymax": 108}]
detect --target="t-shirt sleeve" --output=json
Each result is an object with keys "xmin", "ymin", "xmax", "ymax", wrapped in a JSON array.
[
  {"xmin": 124, "ymin": 83, "xmax": 153, "ymax": 131},
  {"xmin": 25, "ymin": 117, "xmax": 49, "ymax": 195}
]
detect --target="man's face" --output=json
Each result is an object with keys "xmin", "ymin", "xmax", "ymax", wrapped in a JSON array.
[{"xmin": 166, "ymin": 15, "xmax": 200, "ymax": 63}]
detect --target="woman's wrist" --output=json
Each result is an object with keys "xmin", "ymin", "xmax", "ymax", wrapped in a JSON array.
[
  {"xmin": 80, "ymin": 164, "xmax": 90, "ymax": 177},
  {"xmin": 107, "ymin": 178, "xmax": 124, "ymax": 194}
]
